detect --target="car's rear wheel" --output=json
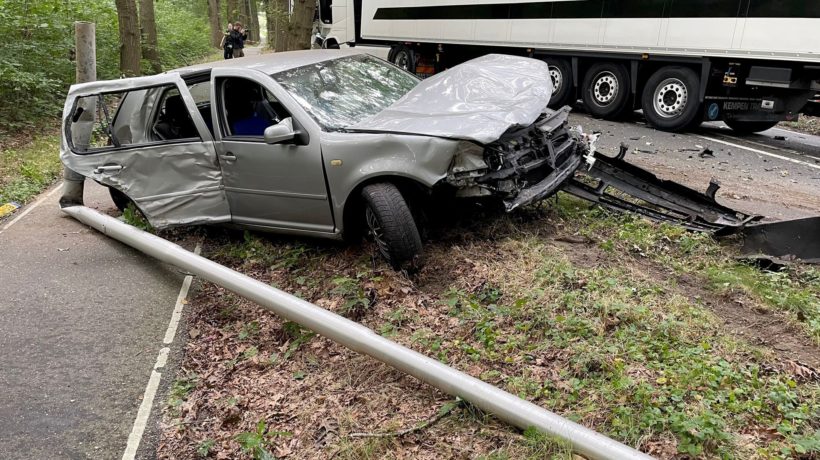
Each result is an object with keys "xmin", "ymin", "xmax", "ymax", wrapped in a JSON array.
[
  {"xmin": 361, "ymin": 183, "xmax": 423, "ymax": 270},
  {"xmin": 108, "ymin": 186, "xmax": 133, "ymax": 212},
  {"xmin": 723, "ymin": 119, "xmax": 779, "ymax": 134}
]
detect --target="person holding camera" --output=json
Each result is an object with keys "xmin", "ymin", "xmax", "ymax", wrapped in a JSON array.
[
  {"xmin": 230, "ymin": 22, "xmax": 249, "ymax": 58},
  {"xmin": 220, "ymin": 22, "xmax": 234, "ymax": 59}
]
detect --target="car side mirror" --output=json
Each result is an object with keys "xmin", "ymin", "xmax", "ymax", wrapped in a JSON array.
[{"xmin": 263, "ymin": 117, "xmax": 296, "ymax": 144}]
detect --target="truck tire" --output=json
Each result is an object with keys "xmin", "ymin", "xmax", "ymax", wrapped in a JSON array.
[
  {"xmin": 723, "ymin": 119, "xmax": 778, "ymax": 134},
  {"xmin": 361, "ymin": 183, "xmax": 423, "ymax": 270},
  {"xmin": 543, "ymin": 58, "xmax": 573, "ymax": 109},
  {"xmin": 390, "ymin": 46, "xmax": 415, "ymax": 73},
  {"xmin": 642, "ymin": 66, "xmax": 701, "ymax": 132},
  {"xmin": 582, "ymin": 63, "xmax": 631, "ymax": 119}
]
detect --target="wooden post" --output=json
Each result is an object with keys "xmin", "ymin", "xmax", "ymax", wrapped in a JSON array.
[
  {"xmin": 61, "ymin": 22, "xmax": 96, "ymax": 207},
  {"xmin": 75, "ymin": 22, "xmax": 97, "ymax": 83}
]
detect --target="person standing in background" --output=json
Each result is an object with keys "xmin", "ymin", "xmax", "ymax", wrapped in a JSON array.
[
  {"xmin": 220, "ymin": 22, "xmax": 234, "ymax": 59},
  {"xmin": 230, "ymin": 22, "xmax": 248, "ymax": 58}
]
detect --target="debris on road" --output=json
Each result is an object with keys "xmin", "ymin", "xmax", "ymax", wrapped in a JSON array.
[
  {"xmin": 699, "ymin": 148, "xmax": 715, "ymax": 158},
  {"xmin": 740, "ymin": 215, "xmax": 820, "ymax": 264}
]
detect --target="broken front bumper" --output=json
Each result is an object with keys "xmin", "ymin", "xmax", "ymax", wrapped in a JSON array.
[{"xmin": 446, "ymin": 106, "xmax": 586, "ymax": 211}]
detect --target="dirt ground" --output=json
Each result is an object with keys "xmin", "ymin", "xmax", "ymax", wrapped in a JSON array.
[{"xmin": 156, "ymin": 201, "xmax": 820, "ymax": 459}]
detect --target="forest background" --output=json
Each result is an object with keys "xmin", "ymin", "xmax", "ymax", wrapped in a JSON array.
[{"xmin": 0, "ymin": 0, "xmax": 316, "ymax": 136}]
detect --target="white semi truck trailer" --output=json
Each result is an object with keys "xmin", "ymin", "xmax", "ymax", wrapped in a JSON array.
[{"xmin": 316, "ymin": 0, "xmax": 820, "ymax": 133}]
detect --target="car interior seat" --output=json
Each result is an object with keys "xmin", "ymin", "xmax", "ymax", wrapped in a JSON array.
[{"xmin": 154, "ymin": 94, "xmax": 198, "ymax": 140}]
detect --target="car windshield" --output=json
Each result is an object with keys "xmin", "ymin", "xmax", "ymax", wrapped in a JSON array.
[{"xmin": 273, "ymin": 54, "xmax": 419, "ymax": 130}]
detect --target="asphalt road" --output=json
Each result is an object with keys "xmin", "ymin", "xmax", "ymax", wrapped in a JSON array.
[
  {"xmin": 0, "ymin": 181, "xmax": 188, "ymax": 459},
  {"xmin": 570, "ymin": 114, "xmax": 820, "ymax": 220}
]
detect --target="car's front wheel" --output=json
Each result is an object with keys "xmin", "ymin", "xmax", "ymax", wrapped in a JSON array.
[{"xmin": 361, "ymin": 183, "xmax": 423, "ymax": 270}]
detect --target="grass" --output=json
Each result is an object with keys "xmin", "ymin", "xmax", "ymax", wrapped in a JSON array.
[
  {"xmin": 555, "ymin": 196, "xmax": 820, "ymax": 343},
  {"xmin": 160, "ymin": 194, "xmax": 820, "ymax": 459},
  {"xmin": 781, "ymin": 115, "xmax": 820, "ymax": 136},
  {"xmin": 0, "ymin": 132, "xmax": 62, "ymax": 207}
]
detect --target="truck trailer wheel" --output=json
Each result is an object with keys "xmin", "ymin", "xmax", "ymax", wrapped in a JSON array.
[
  {"xmin": 723, "ymin": 119, "xmax": 778, "ymax": 134},
  {"xmin": 543, "ymin": 58, "xmax": 573, "ymax": 109},
  {"xmin": 390, "ymin": 46, "xmax": 416, "ymax": 73},
  {"xmin": 582, "ymin": 63, "xmax": 631, "ymax": 119},
  {"xmin": 361, "ymin": 183, "xmax": 423, "ymax": 271},
  {"xmin": 642, "ymin": 66, "xmax": 701, "ymax": 132}
]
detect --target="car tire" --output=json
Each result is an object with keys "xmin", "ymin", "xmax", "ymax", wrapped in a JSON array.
[
  {"xmin": 108, "ymin": 186, "xmax": 133, "ymax": 212},
  {"xmin": 361, "ymin": 183, "xmax": 423, "ymax": 270},
  {"xmin": 582, "ymin": 62, "xmax": 631, "ymax": 119},
  {"xmin": 723, "ymin": 119, "xmax": 778, "ymax": 134},
  {"xmin": 543, "ymin": 58, "xmax": 573, "ymax": 109},
  {"xmin": 642, "ymin": 66, "xmax": 701, "ymax": 132},
  {"xmin": 390, "ymin": 45, "xmax": 415, "ymax": 73}
]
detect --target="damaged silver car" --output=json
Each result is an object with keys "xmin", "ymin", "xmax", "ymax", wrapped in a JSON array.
[{"xmin": 61, "ymin": 51, "xmax": 592, "ymax": 269}]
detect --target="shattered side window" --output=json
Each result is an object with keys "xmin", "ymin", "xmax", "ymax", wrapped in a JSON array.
[
  {"xmin": 68, "ymin": 83, "xmax": 199, "ymax": 154},
  {"xmin": 273, "ymin": 54, "xmax": 419, "ymax": 130}
]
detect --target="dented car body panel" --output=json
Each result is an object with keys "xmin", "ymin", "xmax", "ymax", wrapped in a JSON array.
[
  {"xmin": 60, "ymin": 51, "xmax": 583, "ymax": 237},
  {"xmin": 319, "ymin": 131, "xmax": 458, "ymax": 222},
  {"xmin": 61, "ymin": 73, "xmax": 231, "ymax": 228},
  {"xmin": 349, "ymin": 54, "xmax": 554, "ymax": 144}
]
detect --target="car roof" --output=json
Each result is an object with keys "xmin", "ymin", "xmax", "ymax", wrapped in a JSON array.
[{"xmin": 175, "ymin": 49, "xmax": 365, "ymax": 76}]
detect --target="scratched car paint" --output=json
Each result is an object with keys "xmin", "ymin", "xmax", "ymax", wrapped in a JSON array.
[{"xmin": 60, "ymin": 50, "xmax": 592, "ymax": 268}]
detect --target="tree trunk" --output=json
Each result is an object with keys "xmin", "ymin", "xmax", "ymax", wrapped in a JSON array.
[
  {"xmin": 267, "ymin": 0, "xmax": 289, "ymax": 52},
  {"xmin": 248, "ymin": 0, "xmax": 260, "ymax": 42},
  {"xmin": 238, "ymin": 0, "xmax": 249, "ymax": 33},
  {"xmin": 208, "ymin": 0, "xmax": 223, "ymax": 48},
  {"xmin": 287, "ymin": 0, "xmax": 316, "ymax": 51},
  {"xmin": 115, "ymin": 0, "xmax": 141, "ymax": 76},
  {"xmin": 139, "ymin": 0, "xmax": 162, "ymax": 73},
  {"xmin": 227, "ymin": 0, "xmax": 239, "ymax": 23},
  {"xmin": 264, "ymin": 0, "xmax": 275, "ymax": 49}
]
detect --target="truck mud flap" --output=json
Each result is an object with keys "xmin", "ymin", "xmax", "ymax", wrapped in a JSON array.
[
  {"xmin": 562, "ymin": 146, "xmax": 761, "ymax": 232},
  {"xmin": 740, "ymin": 216, "xmax": 820, "ymax": 265}
]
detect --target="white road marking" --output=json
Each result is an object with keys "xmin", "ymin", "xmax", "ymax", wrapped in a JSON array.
[
  {"xmin": 121, "ymin": 244, "xmax": 201, "ymax": 460},
  {"xmin": 0, "ymin": 182, "xmax": 64, "ymax": 234},
  {"xmin": 696, "ymin": 135, "xmax": 820, "ymax": 171},
  {"xmin": 713, "ymin": 132, "xmax": 820, "ymax": 162}
]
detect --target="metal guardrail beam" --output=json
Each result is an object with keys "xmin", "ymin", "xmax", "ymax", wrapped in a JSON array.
[{"xmin": 63, "ymin": 205, "xmax": 654, "ymax": 460}]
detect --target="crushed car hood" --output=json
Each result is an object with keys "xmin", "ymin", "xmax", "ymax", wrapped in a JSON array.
[{"xmin": 350, "ymin": 54, "xmax": 553, "ymax": 144}]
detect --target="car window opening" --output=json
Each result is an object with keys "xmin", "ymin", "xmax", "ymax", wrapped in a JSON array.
[
  {"xmin": 153, "ymin": 89, "xmax": 199, "ymax": 141},
  {"xmin": 222, "ymin": 78, "xmax": 286, "ymax": 137}
]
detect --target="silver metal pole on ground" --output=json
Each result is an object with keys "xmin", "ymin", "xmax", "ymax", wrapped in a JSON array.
[
  {"xmin": 61, "ymin": 22, "xmax": 97, "ymax": 207},
  {"xmin": 63, "ymin": 205, "xmax": 655, "ymax": 460}
]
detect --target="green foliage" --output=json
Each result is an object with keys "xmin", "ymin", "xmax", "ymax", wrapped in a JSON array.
[
  {"xmin": 331, "ymin": 273, "xmax": 377, "ymax": 317},
  {"xmin": 122, "ymin": 203, "xmax": 154, "ymax": 232},
  {"xmin": 281, "ymin": 321, "xmax": 315, "ymax": 359},
  {"xmin": 0, "ymin": 133, "xmax": 62, "ymax": 205},
  {"xmin": 154, "ymin": 1, "xmax": 212, "ymax": 71},
  {"xmin": 196, "ymin": 439, "xmax": 215, "ymax": 457},
  {"xmin": 234, "ymin": 420, "xmax": 290, "ymax": 460},
  {"xmin": 168, "ymin": 373, "xmax": 198, "ymax": 411},
  {"xmin": 0, "ymin": 0, "xmax": 213, "ymax": 131}
]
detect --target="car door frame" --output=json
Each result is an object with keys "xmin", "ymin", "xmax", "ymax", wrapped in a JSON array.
[
  {"xmin": 61, "ymin": 72, "xmax": 232, "ymax": 228},
  {"xmin": 208, "ymin": 67, "xmax": 336, "ymax": 235}
]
